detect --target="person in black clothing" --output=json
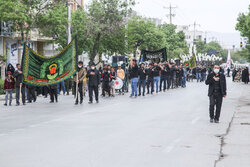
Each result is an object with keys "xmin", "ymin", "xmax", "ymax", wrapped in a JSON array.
[
  {"xmin": 146, "ymin": 63, "xmax": 154, "ymax": 94},
  {"xmin": 232, "ymin": 68, "xmax": 237, "ymax": 82},
  {"xmin": 166, "ymin": 62, "xmax": 171, "ymax": 90},
  {"xmin": 175, "ymin": 65, "xmax": 180, "ymax": 88},
  {"xmin": 170, "ymin": 64, "xmax": 175, "ymax": 89},
  {"xmin": 129, "ymin": 58, "xmax": 139, "ymax": 97},
  {"xmin": 6, "ymin": 63, "xmax": 15, "ymax": 77},
  {"xmin": 101, "ymin": 68, "xmax": 111, "ymax": 97},
  {"xmin": 227, "ymin": 68, "xmax": 230, "ymax": 77},
  {"xmin": 242, "ymin": 67, "xmax": 249, "ymax": 84},
  {"xmin": 152, "ymin": 62, "xmax": 161, "ymax": 93},
  {"xmin": 87, "ymin": 63, "xmax": 100, "ymax": 103},
  {"xmin": 160, "ymin": 64, "xmax": 167, "ymax": 92},
  {"xmin": 138, "ymin": 63, "xmax": 147, "ymax": 96},
  {"xmin": 27, "ymin": 85, "xmax": 36, "ymax": 103},
  {"xmin": 179, "ymin": 65, "xmax": 184, "ymax": 87},
  {"xmin": 205, "ymin": 65, "xmax": 227, "ymax": 123},
  {"xmin": 49, "ymin": 84, "xmax": 58, "ymax": 103},
  {"xmin": 13, "ymin": 64, "xmax": 26, "ymax": 106}
]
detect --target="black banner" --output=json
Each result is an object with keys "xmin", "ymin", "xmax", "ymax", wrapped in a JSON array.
[{"xmin": 141, "ymin": 48, "xmax": 167, "ymax": 62}]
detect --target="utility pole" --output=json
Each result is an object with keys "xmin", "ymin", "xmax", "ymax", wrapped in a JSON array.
[
  {"xmin": 189, "ymin": 21, "xmax": 200, "ymax": 45},
  {"xmin": 67, "ymin": 0, "xmax": 73, "ymax": 44},
  {"xmin": 164, "ymin": 4, "xmax": 177, "ymax": 24}
]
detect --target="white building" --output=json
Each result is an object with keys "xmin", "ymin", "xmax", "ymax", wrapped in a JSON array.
[{"xmin": 177, "ymin": 25, "xmax": 203, "ymax": 47}]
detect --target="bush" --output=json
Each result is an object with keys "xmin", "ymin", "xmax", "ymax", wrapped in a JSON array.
[{"xmin": 0, "ymin": 79, "xmax": 4, "ymax": 95}]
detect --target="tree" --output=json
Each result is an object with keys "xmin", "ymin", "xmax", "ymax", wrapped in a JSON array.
[
  {"xmin": 127, "ymin": 16, "xmax": 166, "ymax": 56},
  {"xmin": 86, "ymin": 0, "xmax": 134, "ymax": 64},
  {"xmin": 159, "ymin": 24, "xmax": 188, "ymax": 58},
  {"xmin": 0, "ymin": 0, "xmax": 62, "ymax": 42},
  {"xmin": 236, "ymin": 5, "xmax": 250, "ymax": 60}
]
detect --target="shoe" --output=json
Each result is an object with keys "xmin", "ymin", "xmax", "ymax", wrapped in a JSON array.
[
  {"xmin": 146, "ymin": 92, "xmax": 149, "ymax": 94},
  {"xmin": 4, "ymin": 104, "xmax": 7, "ymax": 106},
  {"xmin": 34, "ymin": 99, "xmax": 36, "ymax": 102},
  {"xmin": 210, "ymin": 119, "xmax": 214, "ymax": 123},
  {"xmin": 80, "ymin": 100, "xmax": 83, "ymax": 104},
  {"xmin": 143, "ymin": 93, "xmax": 145, "ymax": 96},
  {"xmin": 138, "ymin": 94, "xmax": 141, "ymax": 96},
  {"xmin": 50, "ymin": 101, "xmax": 54, "ymax": 103},
  {"xmin": 214, "ymin": 119, "xmax": 219, "ymax": 123},
  {"xmin": 16, "ymin": 103, "xmax": 20, "ymax": 106},
  {"xmin": 75, "ymin": 102, "xmax": 78, "ymax": 105},
  {"xmin": 88, "ymin": 101, "xmax": 93, "ymax": 104},
  {"xmin": 27, "ymin": 101, "xmax": 32, "ymax": 103},
  {"xmin": 135, "ymin": 95, "xmax": 137, "ymax": 98},
  {"xmin": 96, "ymin": 100, "xmax": 99, "ymax": 103},
  {"xmin": 23, "ymin": 103, "xmax": 26, "ymax": 105},
  {"xmin": 9, "ymin": 103, "xmax": 11, "ymax": 106},
  {"xmin": 129, "ymin": 95, "xmax": 133, "ymax": 98}
]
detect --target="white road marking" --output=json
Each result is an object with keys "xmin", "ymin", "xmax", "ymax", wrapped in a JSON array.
[
  {"xmin": 191, "ymin": 116, "xmax": 200, "ymax": 125},
  {"xmin": 164, "ymin": 138, "xmax": 181, "ymax": 153}
]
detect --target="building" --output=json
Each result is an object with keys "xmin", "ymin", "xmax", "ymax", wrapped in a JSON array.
[
  {"xmin": 149, "ymin": 18, "xmax": 162, "ymax": 27},
  {"xmin": 177, "ymin": 25, "xmax": 203, "ymax": 47},
  {"xmin": 71, "ymin": 0, "xmax": 84, "ymax": 11},
  {"xmin": 0, "ymin": 22, "xmax": 57, "ymax": 80}
]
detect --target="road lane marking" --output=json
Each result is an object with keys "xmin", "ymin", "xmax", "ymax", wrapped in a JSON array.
[
  {"xmin": 164, "ymin": 138, "xmax": 181, "ymax": 153},
  {"xmin": 191, "ymin": 116, "xmax": 200, "ymax": 125}
]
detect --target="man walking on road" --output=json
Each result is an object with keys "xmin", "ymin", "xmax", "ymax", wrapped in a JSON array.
[
  {"xmin": 205, "ymin": 65, "xmax": 227, "ymax": 123},
  {"xmin": 87, "ymin": 63, "xmax": 100, "ymax": 104}
]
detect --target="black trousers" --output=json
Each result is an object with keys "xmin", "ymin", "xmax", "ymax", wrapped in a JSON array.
[
  {"xmin": 160, "ymin": 76, "xmax": 167, "ymax": 91},
  {"xmin": 102, "ymin": 82, "xmax": 110, "ymax": 97},
  {"xmin": 209, "ymin": 93, "xmax": 223, "ymax": 120},
  {"xmin": 166, "ymin": 76, "xmax": 171, "ymax": 89},
  {"xmin": 28, "ymin": 87, "xmax": 36, "ymax": 102},
  {"xmin": 170, "ymin": 76, "xmax": 175, "ymax": 89},
  {"xmin": 89, "ymin": 85, "xmax": 98, "ymax": 102},
  {"xmin": 147, "ymin": 78, "xmax": 153, "ymax": 93},
  {"xmin": 50, "ymin": 88, "xmax": 58, "ymax": 102},
  {"xmin": 74, "ymin": 82, "xmax": 83, "ymax": 103},
  {"xmin": 16, "ymin": 85, "xmax": 26, "ymax": 104},
  {"xmin": 138, "ymin": 79, "xmax": 146, "ymax": 95}
]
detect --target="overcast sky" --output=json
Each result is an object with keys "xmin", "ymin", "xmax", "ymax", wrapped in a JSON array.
[
  {"xmin": 85, "ymin": 0, "xmax": 249, "ymax": 33},
  {"xmin": 133, "ymin": 0, "xmax": 249, "ymax": 33}
]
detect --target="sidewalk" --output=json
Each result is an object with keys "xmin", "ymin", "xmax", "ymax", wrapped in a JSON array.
[{"xmin": 217, "ymin": 84, "xmax": 250, "ymax": 167}]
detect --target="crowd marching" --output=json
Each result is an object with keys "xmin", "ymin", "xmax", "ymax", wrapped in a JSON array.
[{"xmin": 2, "ymin": 58, "xmax": 249, "ymax": 107}]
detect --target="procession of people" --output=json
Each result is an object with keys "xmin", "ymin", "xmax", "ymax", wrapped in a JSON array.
[{"xmin": 3, "ymin": 58, "xmax": 250, "ymax": 124}]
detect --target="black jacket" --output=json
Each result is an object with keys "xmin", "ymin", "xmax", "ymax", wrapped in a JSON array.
[
  {"xmin": 138, "ymin": 68, "xmax": 147, "ymax": 80},
  {"xmin": 205, "ymin": 72, "xmax": 227, "ymax": 97},
  {"xmin": 129, "ymin": 64, "xmax": 138, "ymax": 79},
  {"xmin": 153, "ymin": 66, "xmax": 161, "ymax": 77},
  {"xmin": 146, "ymin": 68, "xmax": 154, "ymax": 79},
  {"xmin": 13, "ymin": 70, "xmax": 23, "ymax": 87},
  {"xmin": 87, "ymin": 69, "xmax": 100, "ymax": 86}
]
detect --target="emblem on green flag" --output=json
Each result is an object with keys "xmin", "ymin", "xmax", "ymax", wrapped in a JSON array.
[{"xmin": 21, "ymin": 38, "xmax": 78, "ymax": 86}]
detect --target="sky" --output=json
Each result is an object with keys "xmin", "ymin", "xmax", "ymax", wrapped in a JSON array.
[
  {"xmin": 84, "ymin": 0, "xmax": 249, "ymax": 48},
  {"xmin": 85, "ymin": 0, "xmax": 249, "ymax": 33}
]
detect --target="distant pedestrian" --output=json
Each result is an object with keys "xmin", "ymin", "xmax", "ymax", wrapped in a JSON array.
[
  {"xmin": 129, "ymin": 58, "xmax": 139, "ymax": 98},
  {"xmin": 4, "ymin": 71, "xmax": 15, "ymax": 106},
  {"xmin": 205, "ymin": 65, "xmax": 227, "ymax": 123}
]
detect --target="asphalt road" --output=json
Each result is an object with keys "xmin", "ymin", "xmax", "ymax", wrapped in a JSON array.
[{"xmin": 0, "ymin": 78, "xmax": 246, "ymax": 167}]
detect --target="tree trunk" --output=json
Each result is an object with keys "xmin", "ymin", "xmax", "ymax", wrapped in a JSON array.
[{"xmin": 90, "ymin": 32, "xmax": 101, "ymax": 65}]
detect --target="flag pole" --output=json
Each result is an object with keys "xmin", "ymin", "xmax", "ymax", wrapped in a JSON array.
[{"xmin": 75, "ymin": 72, "xmax": 79, "ymax": 101}]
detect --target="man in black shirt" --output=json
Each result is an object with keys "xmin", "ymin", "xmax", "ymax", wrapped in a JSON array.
[
  {"xmin": 153, "ymin": 62, "xmax": 161, "ymax": 93},
  {"xmin": 13, "ymin": 64, "xmax": 26, "ymax": 105},
  {"xmin": 205, "ymin": 65, "xmax": 227, "ymax": 123},
  {"xmin": 138, "ymin": 63, "xmax": 147, "ymax": 96},
  {"xmin": 160, "ymin": 64, "xmax": 167, "ymax": 92},
  {"xmin": 129, "ymin": 58, "xmax": 139, "ymax": 97},
  {"xmin": 87, "ymin": 63, "xmax": 100, "ymax": 103},
  {"xmin": 146, "ymin": 64, "xmax": 154, "ymax": 94}
]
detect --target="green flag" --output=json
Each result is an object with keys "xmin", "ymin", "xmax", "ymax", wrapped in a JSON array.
[
  {"xmin": 189, "ymin": 55, "xmax": 197, "ymax": 68},
  {"xmin": 21, "ymin": 38, "xmax": 78, "ymax": 86}
]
